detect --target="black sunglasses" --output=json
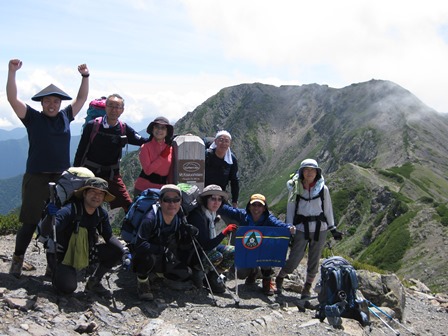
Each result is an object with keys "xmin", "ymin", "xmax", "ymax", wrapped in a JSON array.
[{"xmin": 162, "ymin": 197, "xmax": 181, "ymax": 204}]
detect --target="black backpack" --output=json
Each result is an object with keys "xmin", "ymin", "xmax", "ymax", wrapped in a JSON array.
[{"xmin": 316, "ymin": 256, "xmax": 370, "ymax": 328}]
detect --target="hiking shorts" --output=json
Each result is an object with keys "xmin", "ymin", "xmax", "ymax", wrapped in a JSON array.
[{"xmin": 20, "ymin": 173, "xmax": 61, "ymax": 224}]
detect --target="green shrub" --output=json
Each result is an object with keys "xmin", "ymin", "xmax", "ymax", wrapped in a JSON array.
[
  {"xmin": 389, "ymin": 162, "xmax": 414, "ymax": 179},
  {"xmin": 0, "ymin": 213, "xmax": 21, "ymax": 235},
  {"xmin": 435, "ymin": 204, "xmax": 448, "ymax": 227},
  {"xmin": 378, "ymin": 170, "xmax": 404, "ymax": 183},
  {"xmin": 419, "ymin": 196, "xmax": 434, "ymax": 204},
  {"xmin": 358, "ymin": 211, "xmax": 414, "ymax": 272}
]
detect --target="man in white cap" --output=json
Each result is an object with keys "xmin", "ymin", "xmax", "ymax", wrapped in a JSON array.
[
  {"xmin": 6, "ymin": 58, "xmax": 90, "ymax": 278},
  {"xmin": 205, "ymin": 130, "xmax": 240, "ymax": 208}
]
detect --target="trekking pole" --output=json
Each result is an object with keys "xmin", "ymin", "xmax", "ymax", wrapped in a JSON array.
[
  {"xmin": 368, "ymin": 307, "xmax": 400, "ymax": 336},
  {"xmin": 367, "ymin": 301, "xmax": 415, "ymax": 335},
  {"xmin": 193, "ymin": 236, "xmax": 240, "ymax": 307},
  {"xmin": 191, "ymin": 237, "xmax": 217, "ymax": 306},
  {"xmin": 48, "ymin": 182, "xmax": 58, "ymax": 275}
]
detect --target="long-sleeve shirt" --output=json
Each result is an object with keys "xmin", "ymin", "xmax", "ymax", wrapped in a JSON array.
[
  {"xmin": 218, "ymin": 204, "xmax": 291, "ymax": 228},
  {"xmin": 204, "ymin": 149, "xmax": 239, "ymax": 203},
  {"xmin": 134, "ymin": 138, "xmax": 173, "ymax": 191},
  {"xmin": 286, "ymin": 183, "xmax": 335, "ymax": 232},
  {"xmin": 187, "ymin": 206, "xmax": 225, "ymax": 251},
  {"xmin": 54, "ymin": 201, "xmax": 122, "ymax": 255},
  {"xmin": 74, "ymin": 118, "xmax": 147, "ymax": 177}
]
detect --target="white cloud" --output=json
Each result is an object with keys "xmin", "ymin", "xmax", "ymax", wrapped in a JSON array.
[{"xmin": 1, "ymin": 0, "xmax": 448, "ymax": 132}]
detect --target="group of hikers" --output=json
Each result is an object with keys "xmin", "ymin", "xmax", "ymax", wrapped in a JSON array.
[{"xmin": 6, "ymin": 59, "xmax": 343, "ymax": 302}]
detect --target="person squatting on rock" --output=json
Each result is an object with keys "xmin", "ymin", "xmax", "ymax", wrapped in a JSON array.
[
  {"xmin": 74, "ymin": 93, "xmax": 148, "ymax": 213},
  {"xmin": 219, "ymin": 193, "xmax": 296, "ymax": 296},
  {"xmin": 187, "ymin": 184, "xmax": 236, "ymax": 294},
  {"xmin": 204, "ymin": 130, "xmax": 240, "ymax": 208},
  {"xmin": 6, "ymin": 58, "xmax": 90, "ymax": 278},
  {"xmin": 46, "ymin": 177, "xmax": 131, "ymax": 296},
  {"xmin": 132, "ymin": 184, "xmax": 200, "ymax": 301},
  {"xmin": 275, "ymin": 159, "xmax": 343, "ymax": 299},
  {"xmin": 133, "ymin": 116, "xmax": 175, "ymax": 197}
]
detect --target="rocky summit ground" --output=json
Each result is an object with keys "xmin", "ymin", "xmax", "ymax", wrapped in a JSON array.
[{"xmin": 0, "ymin": 234, "xmax": 447, "ymax": 336}]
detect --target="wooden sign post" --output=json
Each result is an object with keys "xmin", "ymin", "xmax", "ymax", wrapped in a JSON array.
[{"xmin": 172, "ymin": 134, "xmax": 205, "ymax": 190}]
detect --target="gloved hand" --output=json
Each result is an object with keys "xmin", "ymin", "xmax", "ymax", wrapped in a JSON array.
[
  {"xmin": 160, "ymin": 145, "xmax": 171, "ymax": 158},
  {"xmin": 46, "ymin": 202, "xmax": 59, "ymax": 216},
  {"xmin": 330, "ymin": 228, "xmax": 343, "ymax": 240},
  {"xmin": 122, "ymin": 247, "xmax": 132, "ymax": 269},
  {"xmin": 184, "ymin": 224, "xmax": 199, "ymax": 237},
  {"xmin": 164, "ymin": 247, "xmax": 176, "ymax": 263},
  {"xmin": 222, "ymin": 223, "xmax": 238, "ymax": 235}
]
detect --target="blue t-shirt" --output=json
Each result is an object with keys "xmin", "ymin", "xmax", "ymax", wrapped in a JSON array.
[{"xmin": 22, "ymin": 105, "xmax": 74, "ymax": 173}]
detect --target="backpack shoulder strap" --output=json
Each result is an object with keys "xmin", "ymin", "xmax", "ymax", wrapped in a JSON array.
[
  {"xmin": 319, "ymin": 187, "xmax": 325, "ymax": 214},
  {"xmin": 119, "ymin": 120, "xmax": 126, "ymax": 135},
  {"xmin": 71, "ymin": 202, "xmax": 83, "ymax": 234},
  {"xmin": 89, "ymin": 116, "xmax": 103, "ymax": 144}
]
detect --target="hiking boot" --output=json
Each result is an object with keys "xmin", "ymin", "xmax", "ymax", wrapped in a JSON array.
[
  {"xmin": 262, "ymin": 278, "xmax": 276, "ymax": 296},
  {"xmin": 137, "ymin": 277, "xmax": 154, "ymax": 301},
  {"xmin": 85, "ymin": 276, "xmax": 111, "ymax": 297},
  {"xmin": 192, "ymin": 269, "xmax": 204, "ymax": 289},
  {"xmin": 208, "ymin": 272, "xmax": 226, "ymax": 294},
  {"xmin": 245, "ymin": 269, "xmax": 257, "ymax": 285},
  {"xmin": 44, "ymin": 265, "xmax": 53, "ymax": 278},
  {"xmin": 9, "ymin": 254, "xmax": 24, "ymax": 278},
  {"xmin": 301, "ymin": 282, "xmax": 312, "ymax": 299},
  {"xmin": 275, "ymin": 276, "xmax": 284, "ymax": 294}
]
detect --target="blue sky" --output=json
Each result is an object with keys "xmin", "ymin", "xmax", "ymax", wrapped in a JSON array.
[{"xmin": 1, "ymin": 0, "xmax": 448, "ymax": 134}]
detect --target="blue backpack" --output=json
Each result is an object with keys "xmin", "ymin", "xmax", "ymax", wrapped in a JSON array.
[
  {"xmin": 120, "ymin": 184, "xmax": 201, "ymax": 247},
  {"xmin": 316, "ymin": 256, "xmax": 370, "ymax": 328},
  {"xmin": 120, "ymin": 188, "xmax": 161, "ymax": 246}
]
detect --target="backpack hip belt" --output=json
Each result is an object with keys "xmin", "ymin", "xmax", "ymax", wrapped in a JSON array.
[
  {"xmin": 139, "ymin": 171, "xmax": 168, "ymax": 184},
  {"xmin": 294, "ymin": 213, "xmax": 326, "ymax": 241},
  {"xmin": 84, "ymin": 159, "xmax": 120, "ymax": 180}
]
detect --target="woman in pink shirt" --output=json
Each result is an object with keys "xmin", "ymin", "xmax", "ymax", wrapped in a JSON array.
[{"xmin": 133, "ymin": 117, "xmax": 174, "ymax": 196}]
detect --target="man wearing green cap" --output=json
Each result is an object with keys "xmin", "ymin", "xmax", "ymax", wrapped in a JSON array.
[{"xmin": 6, "ymin": 58, "xmax": 90, "ymax": 278}]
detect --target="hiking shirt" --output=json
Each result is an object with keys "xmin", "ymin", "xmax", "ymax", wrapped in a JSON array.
[
  {"xmin": 54, "ymin": 201, "xmax": 122, "ymax": 258},
  {"xmin": 188, "ymin": 206, "xmax": 226, "ymax": 251},
  {"xmin": 286, "ymin": 178, "xmax": 335, "ymax": 232},
  {"xmin": 204, "ymin": 149, "xmax": 240, "ymax": 203},
  {"xmin": 134, "ymin": 207, "xmax": 184, "ymax": 256},
  {"xmin": 74, "ymin": 119, "xmax": 147, "ymax": 178},
  {"xmin": 218, "ymin": 204, "xmax": 290, "ymax": 228},
  {"xmin": 134, "ymin": 138, "xmax": 173, "ymax": 191},
  {"xmin": 21, "ymin": 105, "xmax": 74, "ymax": 173}
]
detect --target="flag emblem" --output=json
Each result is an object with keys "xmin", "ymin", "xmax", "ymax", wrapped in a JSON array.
[{"xmin": 242, "ymin": 229, "xmax": 263, "ymax": 249}]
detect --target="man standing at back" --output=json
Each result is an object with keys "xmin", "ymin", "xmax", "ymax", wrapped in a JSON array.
[
  {"xmin": 74, "ymin": 94, "xmax": 148, "ymax": 213},
  {"xmin": 6, "ymin": 58, "xmax": 90, "ymax": 277},
  {"xmin": 205, "ymin": 130, "xmax": 239, "ymax": 208}
]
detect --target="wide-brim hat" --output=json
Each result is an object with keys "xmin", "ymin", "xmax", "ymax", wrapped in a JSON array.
[
  {"xmin": 197, "ymin": 184, "xmax": 229, "ymax": 205},
  {"xmin": 146, "ymin": 116, "xmax": 174, "ymax": 140},
  {"xmin": 31, "ymin": 84, "xmax": 72, "ymax": 102},
  {"xmin": 74, "ymin": 177, "xmax": 115, "ymax": 202},
  {"xmin": 298, "ymin": 158, "xmax": 322, "ymax": 180}
]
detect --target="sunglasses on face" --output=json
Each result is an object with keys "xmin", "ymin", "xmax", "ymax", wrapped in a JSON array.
[
  {"xmin": 251, "ymin": 202, "xmax": 264, "ymax": 207},
  {"xmin": 162, "ymin": 197, "xmax": 181, "ymax": 204}
]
